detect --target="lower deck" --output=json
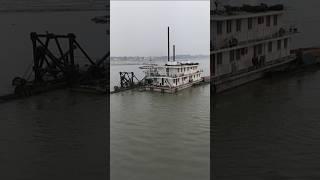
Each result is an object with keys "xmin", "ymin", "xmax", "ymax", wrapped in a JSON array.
[
  {"xmin": 144, "ymin": 79, "xmax": 203, "ymax": 93},
  {"xmin": 213, "ymin": 55, "xmax": 296, "ymax": 93}
]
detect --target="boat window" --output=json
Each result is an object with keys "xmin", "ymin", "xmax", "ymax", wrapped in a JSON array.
[
  {"xmin": 236, "ymin": 19, "xmax": 241, "ymax": 32},
  {"xmin": 266, "ymin": 16, "xmax": 271, "ymax": 27},
  {"xmin": 248, "ymin": 18, "xmax": 253, "ymax": 30},
  {"xmin": 258, "ymin": 17, "xmax": 264, "ymax": 24},
  {"xmin": 241, "ymin": 48, "xmax": 245, "ymax": 55},
  {"xmin": 273, "ymin": 15, "xmax": 278, "ymax": 26},
  {"xmin": 217, "ymin": 21, "xmax": 222, "ymax": 34},
  {"xmin": 236, "ymin": 49, "xmax": 241, "ymax": 60},
  {"xmin": 227, "ymin": 20, "xmax": 232, "ymax": 33},
  {"xmin": 284, "ymin": 38, "xmax": 288, "ymax": 49},
  {"xmin": 217, "ymin": 53, "xmax": 223, "ymax": 65},
  {"xmin": 230, "ymin": 50, "xmax": 235, "ymax": 62},
  {"xmin": 268, "ymin": 41, "xmax": 273, "ymax": 52},
  {"xmin": 277, "ymin": 40, "xmax": 281, "ymax": 50},
  {"xmin": 258, "ymin": 44, "xmax": 263, "ymax": 55}
]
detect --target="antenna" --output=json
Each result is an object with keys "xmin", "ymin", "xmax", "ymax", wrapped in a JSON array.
[{"xmin": 168, "ymin": 26, "xmax": 170, "ymax": 62}]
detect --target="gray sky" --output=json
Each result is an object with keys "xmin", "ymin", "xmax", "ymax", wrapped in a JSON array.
[{"xmin": 111, "ymin": 1, "xmax": 209, "ymax": 57}]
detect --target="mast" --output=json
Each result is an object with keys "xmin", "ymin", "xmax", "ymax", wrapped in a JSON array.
[
  {"xmin": 173, "ymin": 45, "xmax": 175, "ymax": 62},
  {"xmin": 168, "ymin": 26, "xmax": 170, "ymax": 62}
]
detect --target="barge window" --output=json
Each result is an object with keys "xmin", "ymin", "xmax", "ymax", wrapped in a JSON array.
[
  {"xmin": 236, "ymin": 49, "xmax": 241, "ymax": 60},
  {"xmin": 284, "ymin": 38, "xmax": 288, "ymax": 49},
  {"xmin": 277, "ymin": 40, "xmax": 281, "ymax": 50},
  {"xmin": 217, "ymin": 21, "xmax": 222, "ymax": 34},
  {"xmin": 240, "ymin": 48, "xmax": 247, "ymax": 55},
  {"xmin": 258, "ymin": 44, "xmax": 263, "ymax": 55},
  {"xmin": 227, "ymin": 20, "xmax": 232, "ymax": 33},
  {"xmin": 248, "ymin": 18, "xmax": 253, "ymax": 30},
  {"xmin": 236, "ymin": 19, "xmax": 241, "ymax": 32},
  {"xmin": 230, "ymin": 50, "xmax": 235, "ymax": 62},
  {"xmin": 268, "ymin": 42, "xmax": 273, "ymax": 52},
  {"xmin": 273, "ymin": 15, "xmax": 278, "ymax": 26},
  {"xmin": 258, "ymin": 17, "xmax": 264, "ymax": 24},
  {"xmin": 217, "ymin": 53, "xmax": 222, "ymax": 65},
  {"xmin": 266, "ymin": 16, "xmax": 271, "ymax": 27}
]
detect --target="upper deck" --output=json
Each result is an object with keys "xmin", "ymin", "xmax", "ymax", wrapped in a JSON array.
[
  {"xmin": 211, "ymin": 4, "xmax": 285, "ymax": 21},
  {"xmin": 211, "ymin": 10, "xmax": 284, "ymax": 21},
  {"xmin": 210, "ymin": 4, "xmax": 295, "ymax": 51},
  {"xmin": 163, "ymin": 61, "xmax": 199, "ymax": 68},
  {"xmin": 144, "ymin": 61, "xmax": 201, "ymax": 78}
]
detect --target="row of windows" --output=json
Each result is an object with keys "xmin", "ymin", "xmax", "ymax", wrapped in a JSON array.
[
  {"xmin": 217, "ymin": 15, "xmax": 278, "ymax": 34},
  {"xmin": 214, "ymin": 38, "xmax": 288, "ymax": 65},
  {"xmin": 172, "ymin": 74, "xmax": 200, "ymax": 83},
  {"xmin": 268, "ymin": 38, "xmax": 288, "ymax": 52},
  {"xmin": 216, "ymin": 47, "xmax": 248, "ymax": 64},
  {"xmin": 177, "ymin": 66, "xmax": 197, "ymax": 73}
]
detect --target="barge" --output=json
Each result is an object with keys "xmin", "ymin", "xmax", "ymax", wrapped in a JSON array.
[
  {"xmin": 210, "ymin": 3, "xmax": 299, "ymax": 93},
  {"xmin": 143, "ymin": 61, "xmax": 203, "ymax": 93},
  {"xmin": 140, "ymin": 27, "xmax": 204, "ymax": 93}
]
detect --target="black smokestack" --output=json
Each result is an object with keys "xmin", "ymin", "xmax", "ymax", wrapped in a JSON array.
[
  {"xmin": 168, "ymin": 26, "xmax": 170, "ymax": 62},
  {"xmin": 173, "ymin": 45, "xmax": 175, "ymax": 62}
]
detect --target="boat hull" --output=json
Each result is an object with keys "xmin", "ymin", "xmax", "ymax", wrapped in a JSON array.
[
  {"xmin": 214, "ymin": 56, "xmax": 296, "ymax": 93},
  {"xmin": 144, "ymin": 79, "xmax": 203, "ymax": 93}
]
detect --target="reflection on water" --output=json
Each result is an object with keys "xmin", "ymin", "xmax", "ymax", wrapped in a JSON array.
[
  {"xmin": 0, "ymin": 10, "xmax": 107, "ymax": 180},
  {"xmin": 109, "ymin": 57, "xmax": 210, "ymax": 180},
  {"xmin": 111, "ymin": 85, "xmax": 210, "ymax": 180},
  {"xmin": 213, "ymin": 69, "xmax": 320, "ymax": 179},
  {"xmin": 0, "ymin": 90, "xmax": 107, "ymax": 179}
]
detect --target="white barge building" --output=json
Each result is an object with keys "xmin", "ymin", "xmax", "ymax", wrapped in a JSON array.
[
  {"xmin": 211, "ymin": 3, "xmax": 298, "ymax": 92},
  {"xmin": 142, "ymin": 27, "xmax": 203, "ymax": 93},
  {"xmin": 143, "ymin": 61, "xmax": 203, "ymax": 93}
]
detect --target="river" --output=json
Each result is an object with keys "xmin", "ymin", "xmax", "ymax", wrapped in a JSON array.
[
  {"xmin": 0, "ymin": 5, "xmax": 108, "ymax": 180},
  {"xmin": 1, "ymin": 0, "xmax": 320, "ymax": 180}
]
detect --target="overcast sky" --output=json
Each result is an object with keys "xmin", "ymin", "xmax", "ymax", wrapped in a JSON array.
[{"xmin": 111, "ymin": 1, "xmax": 210, "ymax": 57}]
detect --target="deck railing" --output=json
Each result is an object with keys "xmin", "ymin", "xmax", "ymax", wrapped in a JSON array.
[
  {"xmin": 146, "ymin": 70, "xmax": 202, "ymax": 78},
  {"xmin": 211, "ymin": 26, "xmax": 298, "ymax": 51},
  {"xmin": 212, "ymin": 55, "xmax": 295, "ymax": 81}
]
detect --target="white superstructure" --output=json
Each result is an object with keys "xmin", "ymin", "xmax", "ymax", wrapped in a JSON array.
[
  {"xmin": 142, "ymin": 27, "xmax": 203, "ymax": 93},
  {"xmin": 144, "ymin": 61, "xmax": 202, "ymax": 88}
]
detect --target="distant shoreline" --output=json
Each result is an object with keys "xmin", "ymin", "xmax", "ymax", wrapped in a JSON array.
[
  {"xmin": 111, "ymin": 55, "xmax": 210, "ymax": 59},
  {"xmin": 0, "ymin": 7, "xmax": 106, "ymax": 13}
]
